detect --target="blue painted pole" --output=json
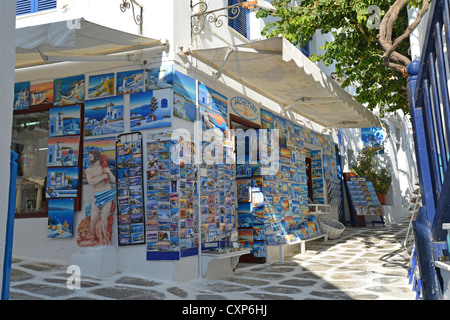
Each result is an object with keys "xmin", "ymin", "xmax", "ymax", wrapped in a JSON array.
[
  {"xmin": 2, "ymin": 150, "xmax": 18, "ymax": 300},
  {"xmin": 413, "ymin": 207, "xmax": 441, "ymax": 299}
]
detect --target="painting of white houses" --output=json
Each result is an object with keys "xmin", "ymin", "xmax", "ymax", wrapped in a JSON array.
[
  {"xmin": 130, "ymin": 89, "xmax": 171, "ymax": 131},
  {"xmin": 46, "ymin": 166, "xmax": 79, "ymax": 198},
  {"xmin": 47, "ymin": 136, "xmax": 80, "ymax": 167},
  {"xmin": 49, "ymin": 105, "xmax": 81, "ymax": 137},
  {"xmin": 85, "ymin": 96, "xmax": 124, "ymax": 136}
]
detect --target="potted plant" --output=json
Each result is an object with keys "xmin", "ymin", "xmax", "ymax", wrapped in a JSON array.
[{"xmin": 350, "ymin": 147, "xmax": 392, "ymax": 205}]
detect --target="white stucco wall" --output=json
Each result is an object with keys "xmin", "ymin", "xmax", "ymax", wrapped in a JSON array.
[{"xmin": 0, "ymin": 1, "xmax": 17, "ymax": 297}]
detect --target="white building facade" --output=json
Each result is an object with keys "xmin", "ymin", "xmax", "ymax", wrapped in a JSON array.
[{"xmin": 9, "ymin": 0, "xmax": 419, "ymax": 282}]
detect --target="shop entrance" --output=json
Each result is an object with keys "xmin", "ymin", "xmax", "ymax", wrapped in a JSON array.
[{"xmin": 230, "ymin": 114, "xmax": 265, "ymax": 264}]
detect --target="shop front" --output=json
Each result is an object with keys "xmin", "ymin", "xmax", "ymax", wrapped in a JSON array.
[{"xmin": 11, "ymin": 19, "xmax": 383, "ymax": 281}]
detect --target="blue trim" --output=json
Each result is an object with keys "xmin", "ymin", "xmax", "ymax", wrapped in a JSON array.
[
  {"xmin": 16, "ymin": 0, "xmax": 57, "ymax": 16},
  {"xmin": 413, "ymin": 207, "xmax": 441, "ymax": 300},
  {"xmin": 2, "ymin": 151, "xmax": 18, "ymax": 300}
]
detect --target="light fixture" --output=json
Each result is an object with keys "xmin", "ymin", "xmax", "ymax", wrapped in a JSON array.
[
  {"xmin": 120, "ymin": 0, "xmax": 144, "ymax": 34},
  {"xmin": 191, "ymin": 0, "xmax": 276, "ymax": 34}
]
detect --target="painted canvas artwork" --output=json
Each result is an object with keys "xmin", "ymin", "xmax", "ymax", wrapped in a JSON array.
[
  {"xmin": 173, "ymin": 71, "xmax": 196, "ymax": 122},
  {"xmin": 14, "ymin": 82, "xmax": 30, "ymax": 110},
  {"xmin": 54, "ymin": 75, "xmax": 85, "ymax": 106},
  {"xmin": 30, "ymin": 82, "xmax": 54, "ymax": 106},
  {"xmin": 88, "ymin": 73, "xmax": 115, "ymax": 99},
  {"xmin": 130, "ymin": 89, "xmax": 171, "ymax": 131},
  {"xmin": 117, "ymin": 69, "xmax": 144, "ymax": 95},
  {"xmin": 49, "ymin": 105, "xmax": 81, "ymax": 137},
  {"xmin": 47, "ymin": 136, "xmax": 80, "ymax": 167},
  {"xmin": 200, "ymin": 107, "xmax": 228, "ymax": 132},
  {"xmin": 145, "ymin": 64, "xmax": 173, "ymax": 91},
  {"xmin": 261, "ymin": 109, "xmax": 274, "ymax": 129},
  {"xmin": 46, "ymin": 166, "xmax": 79, "ymax": 198},
  {"xmin": 362, "ymin": 127, "xmax": 384, "ymax": 153},
  {"xmin": 82, "ymin": 136, "xmax": 116, "ymax": 172},
  {"xmin": 85, "ymin": 96, "xmax": 124, "ymax": 136},
  {"xmin": 198, "ymin": 83, "xmax": 227, "ymax": 118},
  {"xmin": 48, "ymin": 198, "xmax": 74, "ymax": 238}
]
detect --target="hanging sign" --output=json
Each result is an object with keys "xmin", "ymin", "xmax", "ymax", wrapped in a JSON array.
[{"xmin": 230, "ymin": 97, "xmax": 259, "ymax": 121}]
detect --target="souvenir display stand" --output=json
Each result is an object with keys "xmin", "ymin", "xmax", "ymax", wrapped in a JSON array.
[
  {"xmin": 344, "ymin": 173, "xmax": 385, "ymax": 227},
  {"xmin": 13, "ymin": 62, "xmax": 345, "ymax": 281}
]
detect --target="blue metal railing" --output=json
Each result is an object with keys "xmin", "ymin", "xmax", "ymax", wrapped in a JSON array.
[
  {"xmin": 407, "ymin": 0, "xmax": 450, "ymax": 299},
  {"xmin": 1, "ymin": 150, "xmax": 18, "ymax": 300}
]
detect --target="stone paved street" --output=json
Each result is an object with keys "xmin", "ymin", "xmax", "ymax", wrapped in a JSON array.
[{"xmin": 8, "ymin": 219, "xmax": 416, "ymax": 300}]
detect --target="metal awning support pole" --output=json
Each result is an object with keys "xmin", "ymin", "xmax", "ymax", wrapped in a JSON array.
[{"xmin": 213, "ymin": 46, "xmax": 235, "ymax": 79}]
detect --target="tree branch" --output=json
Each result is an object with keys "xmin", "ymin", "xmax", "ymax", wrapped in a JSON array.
[{"xmin": 378, "ymin": 0, "xmax": 430, "ymax": 76}]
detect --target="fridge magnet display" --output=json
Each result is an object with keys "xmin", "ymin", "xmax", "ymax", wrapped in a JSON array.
[
  {"xmin": 130, "ymin": 89, "xmax": 172, "ymax": 131},
  {"xmin": 46, "ymin": 166, "xmax": 79, "ymax": 198},
  {"xmin": 116, "ymin": 69, "xmax": 144, "ymax": 94},
  {"xmin": 85, "ymin": 96, "xmax": 125, "ymax": 136},
  {"xmin": 54, "ymin": 75, "xmax": 85, "ymax": 106},
  {"xmin": 48, "ymin": 198, "xmax": 74, "ymax": 239},
  {"xmin": 14, "ymin": 81, "xmax": 30, "ymax": 110},
  {"xmin": 49, "ymin": 104, "xmax": 82, "ymax": 137},
  {"xmin": 173, "ymin": 71, "xmax": 197, "ymax": 122},
  {"xmin": 30, "ymin": 81, "xmax": 54, "ymax": 106},
  {"xmin": 88, "ymin": 73, "xmax": 115, "ymax": 99},
  {"xmin": 116, "ymin": 132, "xmax": 146, "ymax": 246},
  {"xmin": 47, "ymin": 136, "xmax": 80, "ymax": 167}
]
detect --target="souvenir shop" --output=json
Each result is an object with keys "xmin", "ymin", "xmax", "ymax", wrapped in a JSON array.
[{"xmin": 12, "ymin": 26, "xmax": 383, "ymax": 280}]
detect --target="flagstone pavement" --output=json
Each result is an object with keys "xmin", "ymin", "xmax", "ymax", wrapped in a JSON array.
[{"xmin": 8, "ymin": 219, "xmax": 416, "ymax": 300}]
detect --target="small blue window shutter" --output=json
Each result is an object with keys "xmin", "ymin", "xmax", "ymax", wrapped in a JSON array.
[
  {"xmin": 16, "ymin": 0, "xmax": 57, "ymax": 15},
  {"xmin": 16, "ymin": 0, "xmax": 33, "ymax": 15},
  {"xmin": 37, "ymin": 0, "xmax": 57, "ymax": 11},
  {"xmin": 228, "ymin": 0, "xmax": 249, "ymax": 39}
]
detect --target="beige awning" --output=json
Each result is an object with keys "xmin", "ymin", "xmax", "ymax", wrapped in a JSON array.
[
  {"xmin": 15, "ymin": 18, "xmax": 165, "ymax": 69},
  {"xmin": 190, "ymin": 36, "xmax": 382, "ymax": 129}
]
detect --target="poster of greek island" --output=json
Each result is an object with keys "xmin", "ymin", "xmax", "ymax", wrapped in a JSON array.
[
  {"xmin": 88, "ymin": 73, "xmax": 115, "ymax": 99},
  {"xmin": 14, "ymin": 81, "xmax": 30, "ymax": 111},
  {"xmin": 30, "ymin": 82, "xmax": 54, "ymax": 106},
  {"xmin": 173, "ymin": 71, "xmax": 196, "ymax": 122},
  {"xmin": 46, "ymin": 166, "xmax": 79, "ymax": 199},
  {"xmin": 116, "ymin": 69, "xmax": 144, "ymax": 95},
  {"xmin": 49, "ymin": 105, "xmax": 81, "ymax": 137},
  {"xmin": 85, "ymin": 96, "xmax": 124, "ymax": 136},
  {"xmin": 47, "ymin": 136, "xmax": 80, "ymax": 167},
  {"xmin": 130, "ymin": 89, "xmax": 171, "ymax": 131},
  {"xmin": 198, "ymin": 83, "xmax": 227, "ymax": 118},
  {"xmin": 54, "ymin": 75, "xmax": 85, "ymax": 106},
  {"xmin": 48, "ymin": 198, "xmax": 74, "ymax": 238}
]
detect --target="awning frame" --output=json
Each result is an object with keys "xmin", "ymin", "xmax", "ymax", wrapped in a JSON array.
[{"xmin": 187, "ymin": 36, "xmax": 385, "ymax": 131}]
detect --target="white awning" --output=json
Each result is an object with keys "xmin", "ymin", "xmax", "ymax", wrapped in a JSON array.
[
  {"xmin": 190, "ymin": 36, "xmax": 382, "ymax": 129},
  {"xmin": 15, "ymin": 18, "xmax": 165, "ymax": 69}
]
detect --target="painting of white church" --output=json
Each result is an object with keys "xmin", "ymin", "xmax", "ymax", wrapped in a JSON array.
[
  {"xmin": 49, "ymin": 105, "xmax": 81, "ymax": 137},
  {"xmin": 47, "ymin": 136, "xmax": 80, "ymax": 167},
  {"xmin": 85, "ymin": 96, "xmax": 124, "ymax": 136}
]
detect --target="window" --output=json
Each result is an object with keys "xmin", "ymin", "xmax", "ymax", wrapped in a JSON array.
[
  {"xmin": 16, "ymin": 0, "xmax": 57, "ymax": 16},
  {"xmin": 11, "ymin": 111, "xmax": 50, "ymax": 217},
  {"xmin": 228, "ymin": 0, "xmax": 249, "ymax": 39}
]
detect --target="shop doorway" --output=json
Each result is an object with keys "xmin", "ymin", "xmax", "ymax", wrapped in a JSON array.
[{"xmin": 230, "ymin": 114, "xmax": 265, "ymax": 264}]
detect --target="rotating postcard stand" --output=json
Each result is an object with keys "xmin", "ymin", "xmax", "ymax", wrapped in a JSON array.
[{"xmin": 116, "ymin": 132, "xmax": 146, "ymax": 246}]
